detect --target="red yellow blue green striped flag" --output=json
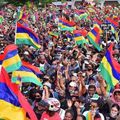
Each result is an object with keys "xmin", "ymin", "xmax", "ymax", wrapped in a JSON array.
[
  {"xmin": 0, "ymin": 67, "xmax": 38, "ymax": 120},
  {"xmin": 73, "ymin": 30, "xmax": 88, "ymax": 45},
  {"xmin": 2, "ymin": 44, "xmax": 22, "ymax": 73},
  {"xmin": 15, "ymin": 22, "xmax": 41, "ymax": 49},
  {"xmin": 99, "ymin": 43, "xmax": 120, "ymax": 90},
  {"xmin": 12, "ymin": 65, "xmax": 42, "ymax": 87},
  {"xmin": 87, "ymin": 26, "xmax": 102, "ymax": 51}
]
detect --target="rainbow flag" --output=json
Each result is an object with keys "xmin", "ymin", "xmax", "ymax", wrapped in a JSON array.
[
  {"xmin": 12, "ymin": 65, "xmax": 42, "ymax": 87},
  {"xmin": 73, "ymin": 30, "xmax": 87, "ymax": 45},
  {"xmin": 0, "ymin": 67, "xmax": 38, "ymax": 120},
  {"xmin": 15, "ymin": 22, "xmax": 41, "ymax": 49},
  {"xmin": 2, "ymin": 44, "xmax": 22, "ymax": 73},
  {"xmin": 87, "ymin": 26, "xmax": 101, "ymax": 51},
  {"xmin": 105, "ymin": 17, "xmax": 119, "ymax": 29},
  {"xmin": 99, "ymin": 43, "xmax": 120, "ymax": 89}
]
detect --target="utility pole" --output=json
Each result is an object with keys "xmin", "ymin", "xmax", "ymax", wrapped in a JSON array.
[{"xmin": 71, "ymin": 0, "xmax": 75, "ymax": 9}]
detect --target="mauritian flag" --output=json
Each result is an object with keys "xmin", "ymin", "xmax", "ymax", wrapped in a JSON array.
[
  {"xmin": 12, "ymin": 65, "xmax": 42, "ymax": 87},
  {"xmin": 22, "ymin": 61, "xmax": 43, "ymax": 77},
  {"xmin": 75, "ymin": 12, "xmax": 88, "ymax": 20},
  {"xmin": 66, "ymin": 32, "xmax": 73, "ymax": 41},
  {"xmin": 0, "ymin": 15, "xmax": 4, "ymax": 24},
  {"xmin": 87, "ymin": 26, "xmax": 101, "ymax": 51},
  {"xmin": 99, "ymin": 43, "xmax": 120, "ymax": 90},
  {"xmin": 58, "ymin": 18, "xmax": 76, "ymax": 32},
  {"xmin": 48, "ymin": 31, "xmax": 59, "ymax": 38},
  {"xmin": 0, "ymin": 67, "xmax": 38, "ymax": 120},
  {"xmin": 15, "ymin": 22, "xmax": 41, "ymax": 49},
  {"xmin": 2, "ymin": 44, "xmax": 22, "ymax": 73},
  {"xmin": 105, "ymin": 17, "xmax": 119, "ymax": 29},
  {"xmin": 73, "ymin": 30, "xmax": 87, "ymax": 45},
  {"xmin": 59, "ymin": 18, "xmax": 75, "ymax": 27},
  {"xmin": 0, "ymin": 54, "xmax": 4, "ymax": 65}
]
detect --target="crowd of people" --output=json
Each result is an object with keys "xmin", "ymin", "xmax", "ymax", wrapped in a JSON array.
[{"xmin": 0, "ymin": 1, "xmax": 120, "ymax": 120}]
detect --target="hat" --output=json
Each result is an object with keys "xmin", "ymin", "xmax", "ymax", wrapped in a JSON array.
[
  {"xmin": 91, "ymin": 94, "xmax": 100, "ymax": 101},
  {"xmin": 113, "ymin": 89, "xmax": 120, "ymax": 95},
  {"xmin": 43, "ymin": 82, "xmax": 51, "ymax": 89},
  {"xmin": 69, "ymin": 82, "xmax": 77, "ymax": 87},
  {"xmin": 44, "ymin": 98, "xmax": 60, "ymax": 112},
  {"xmin": 24, "ymin": 51, "xmax": 29, "ymax": 55}
]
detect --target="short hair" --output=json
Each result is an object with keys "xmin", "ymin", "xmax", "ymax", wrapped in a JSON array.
[
  {"xmin": 79, "ymin": 115, "xmax": 86, "ymax": 120},
  {"xmin": 65, "ymin": 109, "xmax": 74, "ymax": 118},
  {"xmin": 111, "ymin": 103, "xmax": 120, "ymax": 111},
  {"xmin": 94, "ymin": 113, "xmax": 101, "ymax": 119},
  {"xmin": 88, "ymin": 84, "xmax": 96, "ymax": 90}
]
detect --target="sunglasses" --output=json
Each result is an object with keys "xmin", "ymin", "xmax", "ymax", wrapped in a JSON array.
[{"xmin": 90, "ymin": 105, "xmax": 97, "ymax": 108}]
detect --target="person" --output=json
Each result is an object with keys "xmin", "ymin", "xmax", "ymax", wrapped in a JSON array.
[
  {"xmin": 34, "ymin": 100, "xmax": 49, "ymax": 119},
  {"xmin": 64, "ymin": 109, "xmax": 74, "ymax": 120},
  {"xmin": 77, "ymin": 114, "xmax": 86, "ymax": 120},
  {"xmin": 40, "ymin": 98, "xmax": 61, "ymax": 120},
  {"xmin": 99, "ymin": 75, "xmax": 120, "ymax": 107},
  {"xmin": 105, "ymin": 103, "xmax": 120, "ymax": 120},
  {"xmin": 83, "ymin": 99, "xmax": 105, "ymax": 120}
]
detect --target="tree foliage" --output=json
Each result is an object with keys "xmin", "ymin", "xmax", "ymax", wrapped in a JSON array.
[{"xmin": 0, "ymin": 0, "xmax": 57, "ymax": 7}]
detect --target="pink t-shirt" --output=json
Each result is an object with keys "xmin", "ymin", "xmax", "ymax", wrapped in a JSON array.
[{"xmin": 40, "ymin": 111, "xmax": 61, "ymax": 120}]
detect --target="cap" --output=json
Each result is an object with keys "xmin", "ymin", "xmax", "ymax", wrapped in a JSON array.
[
  {"xmin": 44, "ymin": 98, "xmax": 60, "ymax": 112},
  {"xmin": 69, "ymin": 82, "xmax": 77, "ymax": 87},
  {"xmin": 24, "ymin": 51, "xmax": 29, "ymax": 55}
]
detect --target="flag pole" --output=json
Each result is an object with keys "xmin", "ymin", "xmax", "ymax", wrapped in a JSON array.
[{"xmin": 14, "ymin": 21, "xmax": 17, "ymax": 44}]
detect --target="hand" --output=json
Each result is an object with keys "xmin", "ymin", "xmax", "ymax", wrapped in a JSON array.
[
  {"xmin": 97, "ymin": 74, "xmax": 104, "ymax": 84},
  {"xmin": 67, "ymin": 99, "xmax": 73, "ymax": 108}
]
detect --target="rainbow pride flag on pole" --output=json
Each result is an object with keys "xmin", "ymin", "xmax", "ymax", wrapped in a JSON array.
[
  {"xmin": 2, "ymin": 44, "xmax": 22, "ymax": 73},
  {"xmin": 87, "ymin": 26, "xmax": 101, "ymax": 51},
  {"xmin": 0, "ymin": 67, "xmax": 38, "ymax": 120},
  {"xmin": 99, "ymin": 43, "xmax": 120, "ymax": 89},
  {"xmin": 15, "ymin": 22, "xmax": 41, "ymax": 49}
]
